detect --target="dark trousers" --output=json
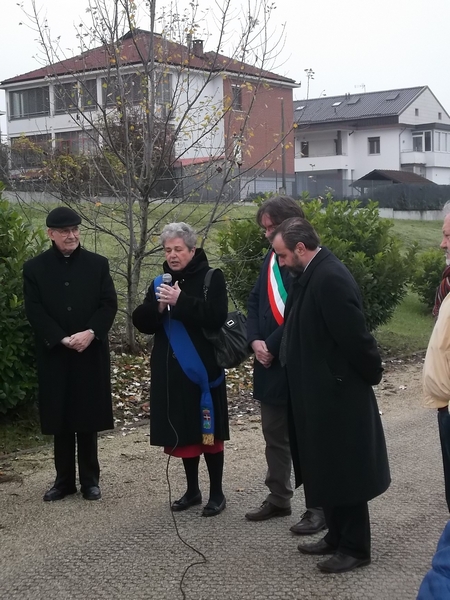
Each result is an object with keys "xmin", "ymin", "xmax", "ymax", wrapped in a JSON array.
[
  {"xmin": 438, "ymin": 408, "xmax": 450, "ymax": 512},
  {"xmin": 54, "ymin": 432, "xmax": 100, "ymax": 491},
  {"xmin": 261, "ymin": 402, "xmax": 293, "ymax": 508},
  {"xmin": 323, "ymin": 502, "xmax": 371, "ymax": 560}
]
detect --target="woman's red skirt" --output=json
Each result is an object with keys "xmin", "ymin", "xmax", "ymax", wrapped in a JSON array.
[{"xmin": 164, "ymin": 440, "xmax": 224, "ymax": 458}]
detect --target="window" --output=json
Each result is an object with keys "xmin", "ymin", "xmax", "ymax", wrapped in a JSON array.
[
  {"xmin": 332, "ymin": 101, "xmax": 341, "ymax": 107},
  {"xmin": 435, "ymin": 132, "xmax": 448, "ymax": 152},
  {"xmin": 55, "ymin": 130, "xmax": 96, "ymax": 154},
  {"xmin": 368, "ymin": 137, "xmax": 380, "ymax": 155},
  {"xmin": 300, "ymin": 141, "xmax": 309, "ymax": 157},
  {"xmin": 54, "ymin": 82, "xmax": 79, "ymax": 114},
  {"xmin": 231, "ymin": 85, "xmax": 243, "ymax": 111},
  {"xmin": 9, "ymin": 87, "xmax": 50, "ymax": 119},
  {"xmin": 413, "ymin": 134, "xmax": 423, "ymax": 152},
  {"xmin": 413, "ymin": 131, "xmax": 432, "ymax": 152},
  {"xmin": 156, "ymin": 73, "xmax": 172, "ymax": 118},
  {"xmin": 80, "ymin": 79, "xmax": 97, "ymax": 110},
  {"xmin": 10, "ymin": 134, "xmax": 51, "ymax": 168},
  {"xmin": 439, "ymin": 112, "xmax": 443, "ymax": 120},
  {"xmin": 415, "ymin": 108, "xmax": 419, "ymax": 117},
  {"xmin": 102, "ymin": 73, "xmax": 147, "ymax": 107},
  {"xmin": 156, "ymin": 73, "xmax": 172, "ymax": 105}
]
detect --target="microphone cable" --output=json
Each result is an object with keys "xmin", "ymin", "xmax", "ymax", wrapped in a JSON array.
[{"xmin": 162, "ymin": 288, "xmax": 208, "ymax": 600}]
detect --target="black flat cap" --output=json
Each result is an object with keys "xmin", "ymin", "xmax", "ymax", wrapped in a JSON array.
[{"xmin": 46, "ymin": 207, "xmax": 81, "ymax": 228}]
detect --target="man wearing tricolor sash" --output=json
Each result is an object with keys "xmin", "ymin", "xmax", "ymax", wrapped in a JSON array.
[{"xmin": 245, "ymin": 196, "xmax": 326, "ymax": 536}]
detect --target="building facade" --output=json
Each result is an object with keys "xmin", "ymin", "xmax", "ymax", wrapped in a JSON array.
[
  {"xmin": 294, "ymin": 86, "xmax": 450, "ymax": 197},
  {"xmin": 0, "ymin": 30, "xmax": 297, "ymax": 200}
]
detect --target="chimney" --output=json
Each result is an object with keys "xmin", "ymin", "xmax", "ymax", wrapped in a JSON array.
[{"xmin": 192, "ymin": 39, "xmax": 204, "ymax": 58}]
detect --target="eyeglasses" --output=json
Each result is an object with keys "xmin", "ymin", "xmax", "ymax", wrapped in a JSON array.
[{"xmin": 53, "ymin": 226, "xmax": 80, "ymax": 237}]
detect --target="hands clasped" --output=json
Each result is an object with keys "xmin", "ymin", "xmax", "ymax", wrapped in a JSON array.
[
  {"xmin": 61, "ymin": 329, "xmax": 95, "ymax": 353},
  {"xmin": 156, "ymin": 281, "xmax": 181, "ymax": 308},
  {"xmin": 251, "ymin": 340, "xmax": 274, "ymax": 368}
]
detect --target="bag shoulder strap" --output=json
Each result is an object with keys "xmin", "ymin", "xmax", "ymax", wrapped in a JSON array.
[
  {"xmin": 203, "ymin": 268, "xmax": 217, "ymax": 300},
  {"xmin": 203, "ymin": 267, "xmax": 240, "ymax": 311}
]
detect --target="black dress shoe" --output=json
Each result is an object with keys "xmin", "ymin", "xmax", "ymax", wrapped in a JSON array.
[
  {"xmin": 202, "ymin": 496, "xmax": 226, "ymax": 517},
  {"xmin": 245, "ymin": 501, "xmax": 292, "ymax": 521},
  {"xmin": 171, "ymin": 492, "xmax": 202, "ymax": 512},
  {"xmin": 43, "ymin": 486, "xmax": 77, "ymax": 502},
  {"xmin": 81, "ymin": 486, "xmax": 102, "ymax": 501},
  {"xmin": 298, "ymin": 538, "xmax": 335, "ymax": 555},
  {"xmin": 317, "ymin": 552, "xmax": 371, "ymax": 573},
  {"xmin": 290, "ymin": 509, "xmax": 327, "ymax": 535}
]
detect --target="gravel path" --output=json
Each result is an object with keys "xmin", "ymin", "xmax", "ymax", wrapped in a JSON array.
[{"xmin": 0, "ymin": 356, "xmax": 447, "ymax": 600}]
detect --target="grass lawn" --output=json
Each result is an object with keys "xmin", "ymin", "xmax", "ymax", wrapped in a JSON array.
[
  {"xmin": 390, "ymin": 219, "xmax": 442, "ymax": 251},
  {"xmin": 0, "ymin": 405, "xmax": 51, "ymax": 456},
  {"xmin": 375, "ymin": 290, "xmax": 434, "ymax": 356}
]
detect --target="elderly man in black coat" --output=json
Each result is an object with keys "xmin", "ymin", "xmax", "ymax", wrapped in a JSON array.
[
  {"xmin": 272, "ymin": 217, "xmax": 390, "ymax": 574},
  {"xmin": 23, "ymin": 207, "xmax": 117, "ymax": 502}
]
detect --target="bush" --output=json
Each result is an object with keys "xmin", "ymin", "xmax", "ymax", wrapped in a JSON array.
[
  {"xmin": 219, "ymin": 198, "xmax": 411, "ymax": 331},
  {"xmin": 218, "ymin": 218, "xmax": 267, "ymax": 309},
  {"xmin": 0, "ymin": 191, "xmax": 46, "ymax": 414},
  {"xmin": 410, "ymin": 248, "xmax": 446, "ymax": 310}
]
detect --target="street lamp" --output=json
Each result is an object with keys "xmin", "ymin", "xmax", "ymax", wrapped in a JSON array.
[
  {"xmin": 279, "ymin": 97, "xmax": 286, "ymax": 193},
  {"xmin": 304, "ymin": 68, "xmax": 315, "ymax": 100}
]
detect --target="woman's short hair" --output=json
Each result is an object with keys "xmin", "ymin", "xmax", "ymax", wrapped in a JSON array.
[
  {"xmin": 256, "ymin": 195, "xmax": 305, "ymax": 228},
  {"xmin": 160, "ymin": 222, "xmax": 197, "ymax": 250},
  {"xmin": 272, "ymin": 217, "xmax": 320, "ymax": 251}
]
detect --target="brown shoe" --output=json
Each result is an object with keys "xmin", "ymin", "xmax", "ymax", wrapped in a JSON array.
[
  {"xmin": 245, "ymin": 501, "xmax": 291, "ymax": 521},
  {"xmin": 290, "ymin": 509, "xmax": 327, "ymax": 535}
]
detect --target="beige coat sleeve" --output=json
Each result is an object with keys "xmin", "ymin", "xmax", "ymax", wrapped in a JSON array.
[{"xmin": 423, "ymin": 294, "xmax": 450, "ymax": 409}]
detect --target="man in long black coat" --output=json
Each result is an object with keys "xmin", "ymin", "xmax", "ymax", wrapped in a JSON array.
[
  {"xmin": 23, "ymin": 207, "xmax": 117, "ymax": 502},
  {"xmin": 272, "ymin": 217, "xmax": 390, "ymax": 574}
]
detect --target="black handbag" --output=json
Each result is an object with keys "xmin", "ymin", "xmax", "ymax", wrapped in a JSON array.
[{"xmin": 202, "ymin": 269, "xmax": 251, "ymax": 369}]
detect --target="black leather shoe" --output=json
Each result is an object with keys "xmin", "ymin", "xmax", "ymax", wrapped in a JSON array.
[
  {"xmin": 317, "ymin": 552, "xmax": 371, "ymax": 573},
  {"xmin": 43, "ymin": 486, "xmax": 77, "ymax": 502},
  {"xmin": 245, "ymin": 501, "xmax": 292, "ymax": 521},
  {"xmin": 202, "ymin": 496, "xmax": 226, "ymax": 517},
  {"xmin": 290, "ymin": 509, "xmax": 327, "ymax": 535},
  {"xmin": 171, "ymin": 492, "xmax": 202, "ymax": 512},
  {"xmin": 81, "ymin": 486, "xmax": 102, "ymax": 501},
  {"xmin": 298, "ymin": 538, "xmax": 335, "ymax": 555}
]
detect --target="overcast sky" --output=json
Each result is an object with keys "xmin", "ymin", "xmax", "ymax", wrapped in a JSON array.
[{"xmin": 1, "ymin": 0, "xmax": 450, "ymax": 134}]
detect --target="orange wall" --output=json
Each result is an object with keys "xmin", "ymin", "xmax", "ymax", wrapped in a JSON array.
[{"xmin": 223, "ymin": 77, "xmax": 295, "ymax": 175}]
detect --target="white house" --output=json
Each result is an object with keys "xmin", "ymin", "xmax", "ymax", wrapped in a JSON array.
[{"xmin": 294, "ymin": 86, "xmax": 450, "ymax": 197}]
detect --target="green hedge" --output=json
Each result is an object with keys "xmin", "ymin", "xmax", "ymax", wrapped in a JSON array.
[
  {"xmin": 0, "ymin": 192, "xmax": 46, "ymax": 414},
  {"xmin": 219, "ymin": 198, "xmax": 411, "ymax": 331},
  {"xmin": 410, "ymin": 248, "xmax": 446, "ymax": 310}
]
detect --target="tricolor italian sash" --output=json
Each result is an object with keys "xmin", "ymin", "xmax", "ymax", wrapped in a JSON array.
[{"xmin": 267, "ymin": 251, "xmax": 287, "ymax": 325}]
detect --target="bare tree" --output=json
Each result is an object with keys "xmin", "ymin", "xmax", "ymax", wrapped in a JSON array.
[{"xmin": 5, "ymin": 0, "xmax": 295, "ymax": 351}]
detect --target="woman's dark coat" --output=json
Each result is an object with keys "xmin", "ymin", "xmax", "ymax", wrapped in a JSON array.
[
  {"xmin": 284, "ymin": 247, "xmax": 390, "ymax": 507},
  {"xmin": 132, "ymin": 249, "xmax": 229, "ymax": 447},
  {"xmin": 247, "ymin": 250, "xmax": 292, "ymax": 405},
  {"xmin": 23, "ymin": 244, "xmax": 118, "ymax": 435}
]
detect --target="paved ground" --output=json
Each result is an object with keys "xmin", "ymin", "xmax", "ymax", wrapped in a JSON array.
[{"xmin": 1, "ymin": 359, "xmax": 448, "ymax": 600}]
